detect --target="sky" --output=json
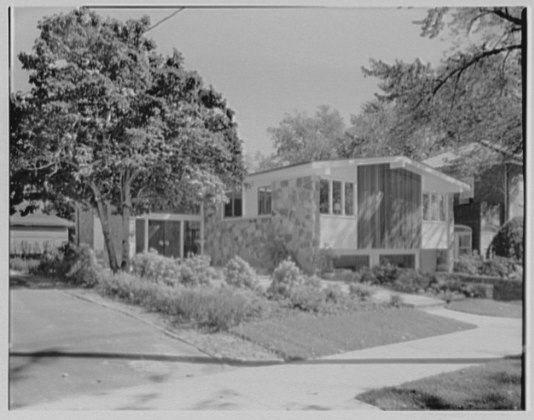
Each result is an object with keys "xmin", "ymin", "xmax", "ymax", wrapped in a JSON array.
[{"xmin": 11, "ymin": 5, "xmax": 455, "ymax": 158}]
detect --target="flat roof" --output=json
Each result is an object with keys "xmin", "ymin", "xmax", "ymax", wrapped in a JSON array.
[
  {"xmin": 248, "ymin": 156, "xmax": 471, "ymax": 192},
  {"xmin": 10, "ymin": 213, "xmax": 74, "ymax": 228}
]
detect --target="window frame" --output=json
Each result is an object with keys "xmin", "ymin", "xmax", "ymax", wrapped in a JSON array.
[
  {"xmin": 423, "ymin": 192, "xmax": 447, "ymax": 222},
  {"xmin": 320, "ymin": 178, "xmax": 355, "ymax": 217},
  {"xmin": 257, "ymin": 186, "xmax": 272, "ymax": 216},
  {"xmin": 224, "ymin": 189, "xmax": 243, "ymax": 218}
]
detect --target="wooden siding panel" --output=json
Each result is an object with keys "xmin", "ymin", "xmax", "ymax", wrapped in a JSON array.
[{"xmin": 358, "ymin": 165, "xmax": 421, "ymax": 249}]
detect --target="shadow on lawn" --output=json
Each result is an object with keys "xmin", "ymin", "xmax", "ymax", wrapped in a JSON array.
[
  {"xmin": 9, "ymin": 274, "xmax": 79, "ymax": 290},
  {"xmin": 11, "ymin": 349, "xmax": 520, "ymax": 367}
]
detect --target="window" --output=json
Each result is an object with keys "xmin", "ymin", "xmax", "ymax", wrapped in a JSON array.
[
  {"xmin": 258, "ymin": 186, "xmax": 272, "ymax": 215},
  {"xmin": 224, "ymin": 190, "xmax": 242, "ymax": 218},
  {"xmin": 344, "ymin": 182, "xmax": 354, "ymax": 215},
  {"xmin": 320, "ymin": 179, "xmax": 330, "ymax": 214},
  {"xmin": 379, "ymin": 254, "xmax": 415, "ymax": 269},
  {"xmin": 423, "ymin": 193, "xmax": 446, "ymax": 221},
  {"xmin": 332, "ymin": 181, "xmax": 342, "ymax": 215},
  {"xmin": 320, "ymin": 179, "xmax": 355, "ymax": 216}
]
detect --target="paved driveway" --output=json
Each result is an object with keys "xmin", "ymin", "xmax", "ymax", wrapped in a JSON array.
[{"xmin": 9, "ymin": 288, "xmax": 227, "ymax": 409}]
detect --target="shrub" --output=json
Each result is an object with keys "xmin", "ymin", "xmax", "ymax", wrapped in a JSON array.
[
  {"xmin": 465, "ymin": 283, "xmax": 492, "ymax": 298},
  {"xmin": 29, "ymin": 243, "xmax": 100, "ymax": 287},
  {"xmin": 131, "ymin": 252, "xmax": 218, "ymax": 287},
  {"xmin": 288, "ymin": 284, "xmax": 326, "ymax": 312},
  {"xmin": 454, "ymin": 255, "xmax": 483, "ymax": 275},
  {"xmin": 479, "ymin": 260, "xmax": 509, "ymax": 277},
  {"xmin": 362, "ymin": 263, "xmax": 401, "ymax": 285},
  {"xmin": 131, "ymin": 251, "xmax": 181, "ymax": 286},
  {"xmin": 389, "ymin": 294, "xmax": 404, "ymax": 308},
  {"xmin": 323, "ymin": 283, "xmax": 346, "ymax": 304},
  {"xmin": 223, "ymin": 256, "xmax": 259, "ymax": 290},
  {"xmin": 268, "ymin": 258, "xmax": 303, "ymax": 298},
  {"xmin": 349, "ymin": 282, "xmax": 374, "ymax": 301},
  {"xmin": 493, "ymin": 279, "xmax": 523, "ymax": 301},
  {"xmin": 98, "ymin": 271, "xmax": 267, "ymax": 331},
  {"xmin": 359, "ymin": 267, "xmax": 378, "ymax": 284},
  {"xmin": 178, "ymin": 254, "xmax": 218, "ymax": 287},
  {"xmin": 487, "ymin": 216, "xmax": 524, "ymax": 261},
  {"xmin": 31, "ymin": 247, "xmax": 64, "ymax": 276},
  {"xmin": 391, "ymin": 270, "xmax": 434, "ymax": 294},
  {"xmin": 63, "ymin": 244, "xmax": 100, "ymax": 287}
]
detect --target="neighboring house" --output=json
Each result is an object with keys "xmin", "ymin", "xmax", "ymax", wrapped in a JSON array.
[
  {"xmin": 10, "ymin": 213, "xmax": 74, "ymax": 255},
  {"xmin": 78, "ymin": 156, "xmax": 469, "ymax": 273},
  {"xmin": 423, "ymin": 145, "xmax": 524, "ymax": 258}
]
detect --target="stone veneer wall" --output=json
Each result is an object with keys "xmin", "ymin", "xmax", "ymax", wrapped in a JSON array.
[{"xmin": 204, "ymin": 175, "xmax": 321, "ymax": 273}]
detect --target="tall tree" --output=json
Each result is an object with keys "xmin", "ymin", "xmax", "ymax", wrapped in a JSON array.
[
  {"xmin": 357, "ymin": 7, "xmax": 523, "ymax": 174},
  {"xmin": 11, "ymin": 9, "xmax": 246, "ymax": 271},
  {"xmin": 268, "ymin": 105, "xmax": 346, "ymax": 165}
]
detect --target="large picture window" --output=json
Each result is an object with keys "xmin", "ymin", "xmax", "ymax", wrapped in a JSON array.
[
  {"xmin": 224, "ymin": 190, "xmax": 242, "ymax": 218},
  {"xmin": 258, "ymin": 186, "xmax": 272, "ymax": 215},
  {"xmin": 423, "ymin": 193, "xmax": 446, "ymax": 221},
  {"xmin": 320, "ymin": 179, "xmax": 355, "ymax": 216}
]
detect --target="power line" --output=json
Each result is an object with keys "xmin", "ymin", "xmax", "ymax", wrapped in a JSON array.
[{"xmin": 145, "ymin": 8, "xmax": 184, "ymax": 33}]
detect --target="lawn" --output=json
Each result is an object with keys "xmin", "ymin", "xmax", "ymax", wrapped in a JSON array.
[
  {"xmin": 356, "ymin": 355, "xmax": 523, "ymax": 410},
  {"xmin": 232, "ymin": 306, "xmax": 476, "ymax": 360},
  {"xmin": 446, "ymin": 299, "xmax": 523, "ymax": 319}
]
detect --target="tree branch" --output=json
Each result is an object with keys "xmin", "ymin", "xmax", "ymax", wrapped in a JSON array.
[
  {"xmin": 432, "ymin": 44, "xmax": 521, "ymax": 95},
  {"xmin": 491, "ymin": 8, "xmax": 522, "ymax": 26}
]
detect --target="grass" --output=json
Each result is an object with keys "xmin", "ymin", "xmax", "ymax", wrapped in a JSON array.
[
  {"xmin": 232, "ymin": 306, "xmax": 476, "ymax": 360},
  {"xmin": 446, "ymin": 299, "xmax": 523, "ymax": 319},
  {"xmin": 356, "ymin": 356, "xmax": 523, "ymax": 410}
]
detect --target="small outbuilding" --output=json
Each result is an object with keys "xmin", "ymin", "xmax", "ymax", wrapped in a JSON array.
[{"xmin": 10, "ymin": 213, "xmax": 74, "ymax": 255}]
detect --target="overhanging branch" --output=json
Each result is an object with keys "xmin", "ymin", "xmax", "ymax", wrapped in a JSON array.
[{"xmin": 432, "ymin": 44, "xmax": 521, "ymax": 95}]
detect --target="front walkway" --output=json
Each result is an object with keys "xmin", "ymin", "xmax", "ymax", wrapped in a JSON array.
[{"xmin": 24, "ymin": 299, "xmax": 522, "ymax": 410}]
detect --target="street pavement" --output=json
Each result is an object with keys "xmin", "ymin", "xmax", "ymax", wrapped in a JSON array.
[{"xmin": 10, "ymin": 287, "xmax": 523, "ymax": 410}]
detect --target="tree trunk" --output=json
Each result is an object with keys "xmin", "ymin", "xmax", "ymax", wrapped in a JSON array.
[
  {"xmin": 121, "ymin": 177, "xmax": 132, "ymax": 271},
  {"xmin": 92, "ymin": 184, "xmax": 120, "ymax": 273}
]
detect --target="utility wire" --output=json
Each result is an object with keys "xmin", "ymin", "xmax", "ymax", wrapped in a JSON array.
[{"xmin": 146, "ymin": 8, "xmax": 185, "ymax": 33}]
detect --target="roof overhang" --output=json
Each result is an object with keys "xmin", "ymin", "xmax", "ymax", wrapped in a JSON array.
[{"xmin": 248, "ymin": 156, "xmax": 471, "ymax": 194}]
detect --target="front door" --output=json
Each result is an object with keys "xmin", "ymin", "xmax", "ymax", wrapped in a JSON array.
[{"xmin": 148, "ymin": 220, "xmax": 181, "ymax": 258}]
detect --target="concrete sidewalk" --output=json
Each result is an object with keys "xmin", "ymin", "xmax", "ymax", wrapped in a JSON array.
[{"xmin": 27, "ymin": 306, "xmax": 522, "ymax": 410}]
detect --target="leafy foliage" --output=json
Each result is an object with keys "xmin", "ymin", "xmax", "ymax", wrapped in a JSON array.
[
  {"xmin": 98, "ymin": 271, "xmax": 268, "ymax": 331},
  {"xmin": 31, "ymin": 243, "xmax": 101, "ymax": 287},
  {"xmin": 487, "ymin": 217, "xmax": 524, "ymax": 261},
  {"xmin": 350, "ymin": 7, "xmax": 523, "ymax": 174},
  {"xmin": 268, "ymin": 258, "xmax": 303, "ymax": 297},
  {"xmin": 267, "ymin": 105, "xmax": 346, "ymax": 165},
  {"xmin": 223, "ymin": 255, "xmax": 259, "ymax": 290},
  {"xmin": 348, "ymin": 282, "xmax": 375, "ymax": 301},
  {"xmin": 131, "ymin": 251, "xmax": 219, "ymax": 287},
  {"xmin": 11, "ymin": 9, "xmax": 246, "ymax": 271}
]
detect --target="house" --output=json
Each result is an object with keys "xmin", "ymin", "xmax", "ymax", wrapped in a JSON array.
[
  {"xmin": 78, "ymin": 156, "xmax": 469, "ymax": 273},
  {"xmin": 10, "ymin": 213, "xmax": 74, "ymax": 255},
  {"xmin": 423, "ymin": 145, "xmax": 524, "ymax": 258}
]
